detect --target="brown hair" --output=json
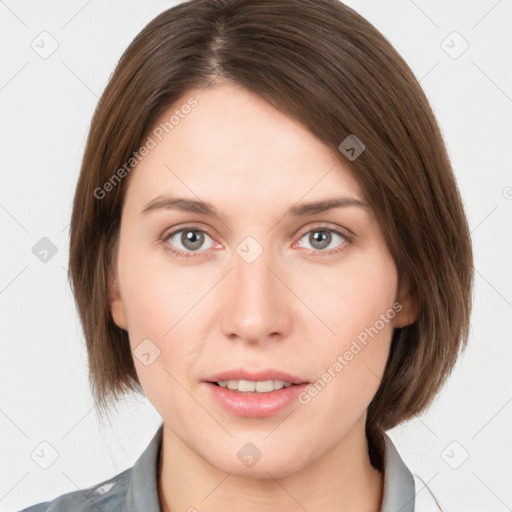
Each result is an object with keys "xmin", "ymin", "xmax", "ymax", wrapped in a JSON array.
[{"xmin": 68, "ymin": 0, "xmax": 473, "ymax": 471}]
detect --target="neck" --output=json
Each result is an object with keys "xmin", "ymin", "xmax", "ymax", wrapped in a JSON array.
[{"xmin": 157, "ymin": 416, "xmax": 384, "ymax": 512}]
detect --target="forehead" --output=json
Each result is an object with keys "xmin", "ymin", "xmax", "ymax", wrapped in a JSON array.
[{"xmin": 125, "ymin": 83, "xmax": 366, "ymax": 214}]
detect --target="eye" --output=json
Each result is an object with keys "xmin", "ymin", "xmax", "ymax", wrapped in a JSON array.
[
  {"xmin": 161, "ymin": 224, "xmax": 352, "ymax": 259},
  {"xmin": 295, "ymin": 225, "xmax": 351, "ymax": 256},
  {"xmin": 162, "ymin": 226, "xmax": 216, "ymax": 258}
]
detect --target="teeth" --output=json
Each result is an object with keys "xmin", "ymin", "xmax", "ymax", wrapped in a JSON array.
[{"xmin": 217, "ymin": 379, "xmax": 293, "ymax": 392}]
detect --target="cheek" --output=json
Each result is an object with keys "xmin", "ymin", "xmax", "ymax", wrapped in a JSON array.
[
  {"xmin": 118, "ymin": 261, "xmax": 201, "ymax": 421},
  {"xmin": 116, "ymin": 245, "xmax": 211, "ymax": 395},
  {"xmin": 296, "ymin": 250, "xmax": 397, "ymax": 408},
  {"xmin": 297, "ymin": 246, "xmax": 398, "ymax": 345},
  {"xmin": 117, "ymin": 243, "xmax": 198, "ymax": 337}
]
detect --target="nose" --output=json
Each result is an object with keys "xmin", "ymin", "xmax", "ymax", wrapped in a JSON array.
[{"xmin": 220, "ymin": 241, "xmax": 293, "ymax": 345}]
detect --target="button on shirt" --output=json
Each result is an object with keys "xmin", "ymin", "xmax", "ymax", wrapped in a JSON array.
[{"xmin": 19, "ymin": 423, "xmax": 442, "ymax": 512}]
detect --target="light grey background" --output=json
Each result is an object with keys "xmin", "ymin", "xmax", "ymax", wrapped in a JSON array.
[{"xmin": 1, "ymin": 1, "xmax": 511, "ymax": 511}]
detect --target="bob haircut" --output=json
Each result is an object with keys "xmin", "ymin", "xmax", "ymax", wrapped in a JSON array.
[{"xmin": 68, "ymin": 0, "xmax": 473, "ymax": 471}]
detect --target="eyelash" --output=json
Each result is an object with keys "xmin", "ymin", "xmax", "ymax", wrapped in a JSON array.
[{"xmin": 160, "ymin": 224, "xmax": 353, "ymax": 260}]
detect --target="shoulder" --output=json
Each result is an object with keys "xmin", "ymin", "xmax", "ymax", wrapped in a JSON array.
[
  {"xmin": 19, "ymin": 423, "xmax": 165, "ymax": 512},
  {"xmin": 16, "ymin": 467, "xmax": 132, "ymax": 512},
  {"xmin": 412, "ymin": 473, "xmax": 444, "ymax": 512}
]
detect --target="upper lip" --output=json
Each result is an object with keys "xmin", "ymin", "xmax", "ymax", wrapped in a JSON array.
[{"xmin": 205, "ymin": 368, "xmax": 309, "ymax": 385}]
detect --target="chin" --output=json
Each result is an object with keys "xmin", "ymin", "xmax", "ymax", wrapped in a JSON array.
[{"xmin": 201, "ymin": 439, "xmax": 311, "ymax": 479}]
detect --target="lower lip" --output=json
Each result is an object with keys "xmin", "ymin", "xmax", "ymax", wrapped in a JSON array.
[{"xmin": 204, "ymin": 382, "xmax": 309, "ymax": 418}]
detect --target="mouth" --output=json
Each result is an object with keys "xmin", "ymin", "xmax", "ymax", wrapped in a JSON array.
[
  {"xmin": 204, "ymin": 368, "xmax": 309, "ymax": 390},
  {"xmin": 209, "ymin": 379, "xmax": 298, "ymax": 393},
  {"xmin": 203, "ymin": 373, "xmax": 310, "ymax": 418}
]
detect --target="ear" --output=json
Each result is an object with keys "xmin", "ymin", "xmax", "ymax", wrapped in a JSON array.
[
  {"xmin": 393, "ymin": 278, "xmax": 420, "ymax": 328},
  {"xmin": 108, "ymin": 272, "xmax": 128, "ymax": 331}
]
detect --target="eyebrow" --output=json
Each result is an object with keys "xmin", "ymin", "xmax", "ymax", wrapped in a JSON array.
[{"xmin": 141, "ymin": 195, "xmax": 371, "ymax": 218}]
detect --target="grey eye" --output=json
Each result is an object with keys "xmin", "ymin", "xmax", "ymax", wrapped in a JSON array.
[
  {"xmin": 299, "ymin": 229, "xmax": 345, "ymax": 251},
  {"xmin": 167, "ymin": 229, "xmax": 214, "ymax": 252}
]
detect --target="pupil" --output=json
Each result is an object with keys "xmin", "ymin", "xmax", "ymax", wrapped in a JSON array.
[
  {"xmin": 183, "ymin": 230, "xmax": 204, "ymax": 250},
  {"xmin": 311, "ymin": 230, "xmax": 330, "ymax": 249}
]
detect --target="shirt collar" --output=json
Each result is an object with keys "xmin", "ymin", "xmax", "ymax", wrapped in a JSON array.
[
  {"xmin": 380, "ymin": 433, "xmax": 415, "ymax": 512},
  {"xmin": 125, "ymin": 423, "xmax": 163, "ymax": 511},
  {"xmin": 126, "ymin": 423, "xmax": 415, "ymax": 512}
]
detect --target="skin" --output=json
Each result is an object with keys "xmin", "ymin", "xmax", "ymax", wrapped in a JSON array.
[{"xmin": 108, "ymin": 81, "xmax": 418, "ymax": 512}]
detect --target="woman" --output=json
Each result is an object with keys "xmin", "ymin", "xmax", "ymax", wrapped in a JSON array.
[{"xmin": 21, "ymin": 0, "xmax": 473, "ymax": 510}]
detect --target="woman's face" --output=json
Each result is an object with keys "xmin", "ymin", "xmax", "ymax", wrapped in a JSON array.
[{"xmin": 109, "ymin": 82, "xmax": 416, "ymax": 477}]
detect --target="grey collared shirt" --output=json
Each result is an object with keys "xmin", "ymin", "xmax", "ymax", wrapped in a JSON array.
[{"xmin": 19, "ymin": 423, "xmax": 442, "ymax": 512}]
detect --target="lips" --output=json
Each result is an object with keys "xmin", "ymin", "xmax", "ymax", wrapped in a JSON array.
[
  {"xmin": 204, "ymin": 368, "xmax": 309, "ymax": 385},
  {"xmin": 204, "ymin": 380, "xmax": 310, "ymax": 417}
]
